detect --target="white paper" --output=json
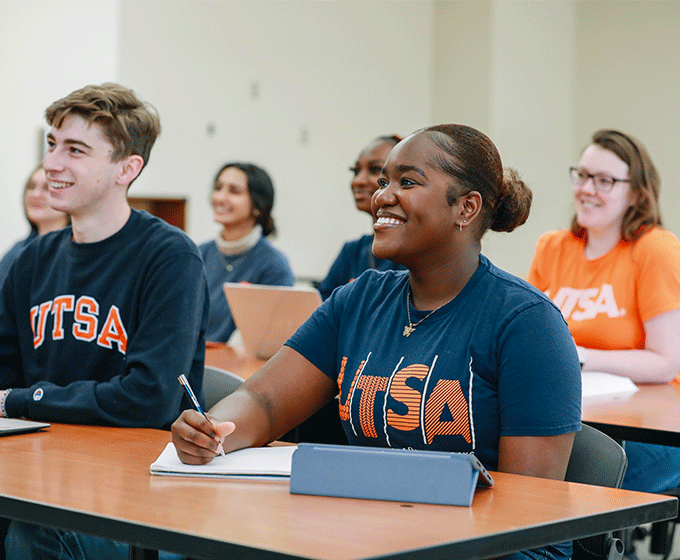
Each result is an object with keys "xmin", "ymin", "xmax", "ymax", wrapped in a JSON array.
[
  {"xmin": 150, "ymin": 442, "xmax": 296, "ymax": 478},
  {"xmin": 581, "ymin": 371, "xmax": 639, "ymax": 399}
]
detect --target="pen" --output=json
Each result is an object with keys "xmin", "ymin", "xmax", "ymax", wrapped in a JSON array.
[{"xmin": 178, "ymin": 374, "xmax": 226, "ymax": 457}]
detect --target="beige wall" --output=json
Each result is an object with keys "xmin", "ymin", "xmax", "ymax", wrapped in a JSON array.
[
  {"xmin": 1, "ymin": 1, "xmax": 679, "ymax": 280},
  {"xmin": 575, "ymin": 1, "xmax": 680, "ymax": 241},
  {"xmin": 432, "ymin": 1, "xmax": 492, "ymax": 133},
  {"xmin": 0, "ymin": 0, "xmax": 118, "ymax": 254},
  {"xmin": 433, "ymin": 1, "xmax": 680, "ymax": 277},
  {"xmin": 485, "ymin": 0, "xmax": 578, "ymax": 276},
  {"xmin": 117, "ymin": 0, "xmax": 432, "ymax": 280},
  {"xmin": 434, "ymin": 1, "xmax": 576, "ymax": 276}
]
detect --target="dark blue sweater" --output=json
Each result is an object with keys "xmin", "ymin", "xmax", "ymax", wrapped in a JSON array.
[
  {"xmin": 0, "ymin": 210, "xmax": 208, "ymax": 429},
  {"xmin": 317, "ymin": 234, "xmax": 405, "ymax": 300},
  {"xmin": 199, "ymin": 237, "xmax": 294, "ymax": 342}
]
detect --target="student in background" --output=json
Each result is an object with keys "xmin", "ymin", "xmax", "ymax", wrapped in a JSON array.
[
  {"xmin": 316, "ymin": 135, "xmax": 405, "ymax": 300},
  {"xmin": 173, "ymin": 124, "xmax": 582, "ymax": 560},
  {"xmin": 0, "ymin": 165, "xmax": 69, "ymax": 284},
  {"xmin": 528, "ymin": 129, "xmax": 680, "ymax": 493},
  {"xmin": 200, "ymin": 162, "xmax": 294, "ymax": 342},
  {"xmin": 1, "ymin": 83, "xmax": 207, "ymax": 560}
]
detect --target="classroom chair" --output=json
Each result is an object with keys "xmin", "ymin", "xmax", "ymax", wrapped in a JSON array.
[
  {"xmin": 202, "ymin": 365, "xmax": 245, "ymax": 410},
  {"xmin": 202, "ymin": 364, "xmax": 346, "ymax": 445},
  {"xmin": 566, "ymin": 424, "xmax": 628, "ymax": 560},
  {"xmin": 279, "ymin": 397, "xmax": 348, "ymax": 446}
]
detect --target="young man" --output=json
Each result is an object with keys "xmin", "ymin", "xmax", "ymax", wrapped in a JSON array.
[{"xmin": 0, "ymin": 83, "xmax": 208, "ymax": 559}]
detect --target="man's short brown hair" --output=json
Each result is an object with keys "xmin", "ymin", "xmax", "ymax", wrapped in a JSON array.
[{"xmin": 45, "ymin": 83, "xmax": 160, "ymax": 172}]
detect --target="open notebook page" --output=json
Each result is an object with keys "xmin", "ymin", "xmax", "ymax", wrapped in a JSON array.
[
  {"xmin": 581, "ymin": 371, "xmax": 639, "ymax": 399},
  {"xmin": 150, "ymin": 442, "xmax": 296, "ymax": 478}
]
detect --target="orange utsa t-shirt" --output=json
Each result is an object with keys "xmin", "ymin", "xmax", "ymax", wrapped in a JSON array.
[{"xmin": 528, "ymin": 227, "xmax": 680, "ymax": 351}]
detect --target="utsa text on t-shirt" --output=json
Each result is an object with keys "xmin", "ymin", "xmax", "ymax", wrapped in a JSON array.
[
  {"xmin": 547, "ymin": 284, "xmax": 625, "ymax": 321},
  {"xmin": 337, "ymin": 355, "xmax": 472, "ymax": 446}
]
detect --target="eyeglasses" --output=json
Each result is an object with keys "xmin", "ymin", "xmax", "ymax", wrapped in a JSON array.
[{"xmin": 569, "ymin": 167, "xmax": 629, "ymax": 193}]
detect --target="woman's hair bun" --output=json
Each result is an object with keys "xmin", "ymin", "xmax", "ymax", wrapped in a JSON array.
[{"xmin": 490, "ymin": 168, "xmax": 532, "ymax": 232}]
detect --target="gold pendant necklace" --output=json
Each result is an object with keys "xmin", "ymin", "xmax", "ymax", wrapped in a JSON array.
[{"xmin": 403, "ymin": 287, "xmax": 445, "ymax": 337}]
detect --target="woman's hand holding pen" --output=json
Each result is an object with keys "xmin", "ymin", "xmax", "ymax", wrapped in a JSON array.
[
  {"xmin": 172, "ymin": 409, "xmax": 236, "ymax": 465},
  {"xmin": 172, "ymin": 349, "xmax": 332, "ymax": 465}
]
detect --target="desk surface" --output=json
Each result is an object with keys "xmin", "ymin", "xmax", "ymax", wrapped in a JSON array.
[
  {"xmin": 206, "ymin": 342, "xmax": 264, "ymax": 379},
  {"xmin": 582, "ymin": 382, "xmax": 680, "ymax": 447},
  {"xmin": 0, "ymin": 423, "xmax": 676, "ymax": 560}
]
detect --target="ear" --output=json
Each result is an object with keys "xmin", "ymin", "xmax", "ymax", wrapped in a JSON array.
[
  {"xmin": 458, "ymin": 191, "xmax": 483, "ymax": 226},
  {"xmin": 116, "ymin": 155, "xmax": 144, "ymax": 187}
]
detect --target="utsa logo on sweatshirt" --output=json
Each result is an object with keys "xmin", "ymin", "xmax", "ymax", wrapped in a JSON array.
[{"xmin": 30, "ymin": 295, "xmax": 128, "ymax": 354}]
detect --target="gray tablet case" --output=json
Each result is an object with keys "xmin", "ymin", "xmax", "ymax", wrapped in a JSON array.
[{"xmin": 289, "ymin": 443, "xmax": 493, "ymax": 506}]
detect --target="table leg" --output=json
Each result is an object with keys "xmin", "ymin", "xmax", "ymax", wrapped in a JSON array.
[{"xmin": 129, "ymin": 546, "xmax": 159, "ymax": 560}]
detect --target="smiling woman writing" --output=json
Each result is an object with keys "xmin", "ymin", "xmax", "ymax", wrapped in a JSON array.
[{"xmin": 173, "ymin": 125, "xmax": 582, "ymax": 560}]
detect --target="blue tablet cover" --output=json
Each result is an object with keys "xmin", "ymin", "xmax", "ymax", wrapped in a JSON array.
[{"xmin": 289, "ymin": 443, "xmax": 493, "ymax": 506}]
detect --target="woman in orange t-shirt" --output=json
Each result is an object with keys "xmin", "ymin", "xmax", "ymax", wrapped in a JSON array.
[{"xmin": 529, "ymin": 130, "xmax": 680, "ymax": 492}]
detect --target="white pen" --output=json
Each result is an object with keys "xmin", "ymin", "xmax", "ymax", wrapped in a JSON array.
[{"xmin": 178, "ymin": 374, "xmax": 226, "ymax": 457}]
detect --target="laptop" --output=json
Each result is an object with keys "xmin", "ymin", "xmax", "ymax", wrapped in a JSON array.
[
  {"xmin": 223, "ymin": 283, "xmax": 322, "ymax": 360},
  {"xmin": 0, "ymin": 417, "xmax": 50, "ymax": 437}
]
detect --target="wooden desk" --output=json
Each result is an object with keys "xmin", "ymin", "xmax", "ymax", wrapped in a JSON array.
[
  {"xmin": 582, "ymin": 382, "xmax": 680, "ymax": 447},
  {"xmin": 0, "ymin": 424, "xmax": 676, "ymax": 560},
  {"xmin": 205, "ymin": 342, "xmax": 264, "ymax": 379}
]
